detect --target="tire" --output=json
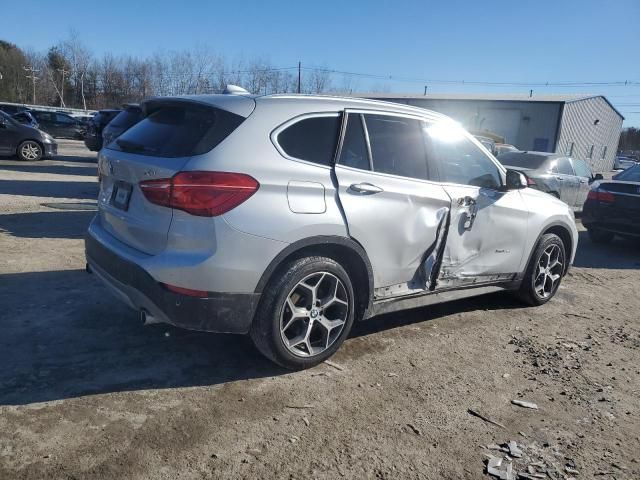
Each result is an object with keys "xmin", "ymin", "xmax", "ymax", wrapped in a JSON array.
[
  {"xmin": 250, "ymin": 256, "xmax": 356, "ymax": 370},
  {"xmin": 17, "ymin": 140, "xmax": 43, "ymax": 161},
  {"xmin": 517, "ymin": 233, "xmax": 566, "ymax": 306},
  {"xmin": 588, "ymin": 228, "xmax": 614, "ymax": 244}
]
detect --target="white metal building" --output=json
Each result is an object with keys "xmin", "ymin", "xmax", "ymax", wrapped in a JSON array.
[{"xmin": 364, "ymin": 93, "xmax": 624, "ymax": 172}]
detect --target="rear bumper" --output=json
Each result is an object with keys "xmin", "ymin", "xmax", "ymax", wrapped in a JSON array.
[
  {"xmin": 583, "ymin": 200, "xmax": 640, "ymax": 237},
  {"xmin": 85, "ymin": 230, "xmax": 260, "ymax": 334}
]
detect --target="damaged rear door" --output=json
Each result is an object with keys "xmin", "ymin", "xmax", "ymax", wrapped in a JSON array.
[
  {"xmin": 425, "ymin": 122, "xmax": 528, "ymax": 288},
  {"xmin": 333, "ymin": 111, "xmax": 451, "ymax": 297}
]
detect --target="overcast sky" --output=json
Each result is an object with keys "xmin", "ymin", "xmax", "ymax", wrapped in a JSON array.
[{"xmin": 4, "ymin": 0, "xmax": 640, "ymax": 126}]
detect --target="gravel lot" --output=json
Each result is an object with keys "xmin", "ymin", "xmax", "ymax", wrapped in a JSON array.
[{"xmin": 0, "ymin": 141, "xmax": 638, "ymax": 479}]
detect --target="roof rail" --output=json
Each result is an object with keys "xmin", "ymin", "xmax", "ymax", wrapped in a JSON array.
[{"xmin": 223, "ymin": 84, "xmax": 251, "ymax": 95}]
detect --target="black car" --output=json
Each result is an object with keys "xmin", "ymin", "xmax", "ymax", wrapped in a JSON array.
[
  {"xmin": 84, "ymin": 109, "xmax": 121, "ymax": 151},
  {"xmin": 0, "ymin": 103, "xmax": 28, "ymax": 115},
  {"xmin": 12, "ymin": 111, "xmax": 39, "ymax": 129},
  {"xmin": 101, "ymin": 104, "xmax": 143, "ymax": 148},
  {"xmin": 29, "ymin": 110, "xmax": 85, "ymax": 139},
  {"xmin": 583, "ymin": 164, "xmax": 640, "ymax": 243},
  {"xmin": 0, "ymin": 110, "xmax": 57, "ymax": 161}
]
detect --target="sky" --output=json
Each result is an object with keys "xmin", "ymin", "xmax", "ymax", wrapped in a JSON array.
[{"xmin": 2, "ymin": 0, "xmax": 640, "ymax": 126}]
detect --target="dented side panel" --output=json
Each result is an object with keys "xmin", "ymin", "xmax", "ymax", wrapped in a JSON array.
[
  {"xmin": 436, "ymin": 185, "xmax": 529, "ymax": 288},
  {"xmin": 334, "ymin": 164, "xmax": 452, "ymax": 291}
]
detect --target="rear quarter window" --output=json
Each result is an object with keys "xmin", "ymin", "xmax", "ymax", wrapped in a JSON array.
[
  {"xmin": 108, "ymin": 104, "xmax": 245, "ymax": 158},
  {"xmin": 276, "ymin": 115, "xmax": 341, "ymax": 166}
]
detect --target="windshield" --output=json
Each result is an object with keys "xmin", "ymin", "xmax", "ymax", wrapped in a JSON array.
[
  {"xmin": 498, "ymin": 152, "xmax": 550, "ymax": 170},
  {"xmin": 614, "ymin": 164, "xmax": 640, "ymax": 182},
  {"xmin": 0, "ymin": 110, "xmax": 19, "ymax": 126}
]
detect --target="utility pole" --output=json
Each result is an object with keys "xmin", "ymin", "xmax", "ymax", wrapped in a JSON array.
[
  {"xmin": 24, "ymin": 65, "xmax": 39, "ymax": 104},
  {"xmin": 297, "ymin": 61, "xmax": 301, "ymax": 94},
  {"xmin": 57, "ymin": 67, "xmax": 68, "ymax": 107}
]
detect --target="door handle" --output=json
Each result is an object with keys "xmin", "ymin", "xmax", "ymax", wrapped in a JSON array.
[
  {"xmin": 555, "ymin": 176, "xmax": 564, "ymax": 181},
  {"xmin": 579, "ymin": 179, "xmax": 588, "ymax": 184},
  {"xmin": 348, "ymin": 182, "xmax": 383, "ymax": 195}
]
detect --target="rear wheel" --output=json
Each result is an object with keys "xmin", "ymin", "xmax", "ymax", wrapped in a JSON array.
[
  {"xmin": 250, "ymin": 256, "xmax": 355, "ymax": 370},
  {"xmin": 588, "ymin": 228, "xmax": 614, "ymax": 244},
  {"xmin": 517, "ymin": 233, "xmax": 566, "ymax": 306},
  {"xmin": 17, "ymin": 140, "xmax": 43, "ymax": 161}
]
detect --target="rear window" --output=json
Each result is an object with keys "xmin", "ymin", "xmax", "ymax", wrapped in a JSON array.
[
  {"xmin": 109, "ymin": 108, "xmax": 143, "ymax": 129},
  {"xmin": 277, "ymin": 115, "xmax": 340, "ymax": 166},
  {"xmin": 498, "ymin": 152, "xmax": 549, "ymax": 170},
  {"xmin": 614, "ymin": 164, "xmax": 640, "ymax": 182},
  {"xmin": 108, "ymin": 104, "xmax": 244, "ymax": 158}
]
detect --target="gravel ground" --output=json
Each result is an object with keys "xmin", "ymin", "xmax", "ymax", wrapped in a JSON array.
[{"xmin": 0, "ymin": 141, "xmax": 638, "ymax": 479}]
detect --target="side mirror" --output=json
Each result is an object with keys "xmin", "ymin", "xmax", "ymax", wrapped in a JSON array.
[
  {"xmin": 0, "ymin": 120, "xmax": 6, "ymax": 129},
  {"xmin": 592, "ymin": 173, "xmax": 604, "ymax": 182},
  {"xmin": 504, "ymin": 169, "xmax": 528, "ymax": 190}
]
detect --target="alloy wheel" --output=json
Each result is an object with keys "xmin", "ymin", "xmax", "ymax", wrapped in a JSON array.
[
  {"xmin": 280, "ymin": 271, "xmax": 349, "ymax": 357},
  {"xmin": 20, "ymin": 142, "xmax": 41, "ymax": 160},
  {"xmin": 533, "ymin": 244, "xmax": 564, "ymax": 298}
]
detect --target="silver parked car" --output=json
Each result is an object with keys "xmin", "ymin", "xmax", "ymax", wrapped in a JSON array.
[
  {"xmin": 85, "ymin": 91, "xmax": 578, "ymax": 369},
  {"xmin": 498, "ymin": 151, "xmax": 602, "ymax": 212}
]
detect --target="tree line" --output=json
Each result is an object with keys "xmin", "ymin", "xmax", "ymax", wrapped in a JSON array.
[
  {"xmin": 0, "ymin": 33, "xmax": 355, "ymax": 111},
  {"xmin": 618, "ymin": 127, "xmax": 640, "ymax": 152}
]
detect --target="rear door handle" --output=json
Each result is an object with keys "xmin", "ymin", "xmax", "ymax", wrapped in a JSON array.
[
  {"xmin": 555, "ymin": 176, "xmax": 564, "ymax": 181},
  {"xmin": 348, "ymin": 182, "xmax": 383, "ymax": 195}
]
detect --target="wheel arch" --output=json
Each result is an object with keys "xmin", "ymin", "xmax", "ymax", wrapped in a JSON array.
[
  {"xmin": 523, "ymin": 222, "xmax": 574, "ymax": 276},
  {"xmin": 254, "ymin": 235, "xmax": 374, "ymax": 319}
]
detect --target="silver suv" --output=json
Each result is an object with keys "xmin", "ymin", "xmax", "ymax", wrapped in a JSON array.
[{"xmin": 85, "ymin": 91, "xmax": 578, "ymax": 369}]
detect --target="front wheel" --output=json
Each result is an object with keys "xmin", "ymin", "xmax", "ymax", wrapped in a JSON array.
[
  {"xmin": 517, "ymin": 233, "xmax": 566, "ymax": 306},
  {"xmin": 17, "ymin": 140, "xmax": 43, "ymax": 161},
  {"xmin": 250, "ymin": 256, "xmax": 355, "ymax": 370}
]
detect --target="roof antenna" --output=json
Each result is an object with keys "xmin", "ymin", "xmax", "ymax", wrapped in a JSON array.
[
  {"xmin": 424, "ymin": 85, "xmax": 428, "ymax": 96},
  {"xmin": 529, "ymin": 89, "xmax": 533, "ymax": 98}
]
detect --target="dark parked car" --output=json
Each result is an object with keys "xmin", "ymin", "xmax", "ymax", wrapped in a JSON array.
[
  {"xmin": 84, "ymin": 109, "xmax": 121, "ymax": 151},
  {"xmin": 498, "ymin": 151, "xmax": 602, "ymax": 212},
  {"xmin": 29, "ymin": 110, "xmax": 85, "ymax": 139},
  {"xmin": 0, "ymin": 110, "xmax": 57, "ymax": 161},
  {"xmin": 583, "ymin": 164, "xmax": 640, "ymax": 243},
  {"xmin": 102, "ymin": 104, "xmax": 143, "ymax": 148},
  {"xmin": 12, "ymin": 111, "xmax": 39, "ymax": 129},
  {"xmin": 0, "ymin": 103, "xmax": 28, "ymax": 115}
]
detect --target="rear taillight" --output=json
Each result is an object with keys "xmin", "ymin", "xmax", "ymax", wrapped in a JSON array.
[
  {"xmin": 587, "ymin": 189, "xmax": 615, "ymax": 203},
  {"xmin": 139, "ymin": 171, "xmax": 259, "ymax": 217},
  {"xmin": 526, "ymin": 176, "xmax": 536, "ymax": 186}
]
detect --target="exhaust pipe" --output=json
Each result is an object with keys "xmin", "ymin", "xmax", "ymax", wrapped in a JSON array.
[{"xmin": 140, "ymin": 309, "xmax": 161, "ymax": 326}]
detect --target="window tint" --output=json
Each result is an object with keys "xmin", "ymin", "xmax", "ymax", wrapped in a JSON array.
[
  {"xmin": 556, "ymin": 158, "xmax": 574, "ymax": 175},
  {"xmin": 56, "ymin": 113, "xmax": 75, "ymax": 124},
  {"xmin": 33, "ymin": 111, "xmax": 54, "ymax": 122},
  {"xmin": 109, "ymin": 108, "xmax": 143, "ymax": 129},
  {"xmin": 109, "ymin": 104, "xmax": 244, "ymax": 158},
  {"xmin": 615, "ymin": 164, "xmax": 640, "ymax": 181},
  {"xmin": 573, "ymin": 159, "xmax": 592, "ymax": 178},
  {"xmin": 278, "ymin": 115, "xmax": 340, "ymax": 166},
  {"xmin": 338, "ymin": 114, "xmax": 369, "ymax": 170},
  {"xmin": 426, "ymin": 123, "xmax": 502, "ymax": 189},
  {"xmin": 364, "ymin": 114, "xmax": 429, "ymax": 180}
]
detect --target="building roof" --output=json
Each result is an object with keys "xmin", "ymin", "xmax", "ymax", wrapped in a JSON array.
[{"xmin": 359, "ymin": 93, "xmax": 624, "ymax": 119}]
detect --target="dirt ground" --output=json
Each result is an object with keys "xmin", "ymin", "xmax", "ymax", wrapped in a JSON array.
[{"xmin": 0, "ymin": 141, "xmax": 638, "ymax": 480}]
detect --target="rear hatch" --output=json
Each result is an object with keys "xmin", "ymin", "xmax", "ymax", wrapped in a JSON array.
[{"xmin": 97, "ymin": 96, "xmax": 254, "ymax": 255}]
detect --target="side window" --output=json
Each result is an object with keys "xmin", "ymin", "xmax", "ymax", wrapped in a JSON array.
[
  {"xmin": 34, "ymin": 112, "xmax": 53, "ymax": 122},
  {"xmin": 557, "ymin": 157, "xmax": 574, "ymax": 175},
  {"xmin": 338, "ymin": 114, "xmax": 369, "ymax": 170},
  {"xmin": 278, "ymin": 115, "xmax": 340, "ymax": 166},
  {"xmin": 573, "ymin": 159, "xmax": 592, "ymax": 178},
  {"xmin": 363, "ymin": 114, "xmax": 429, "ymax": 180},
  {"xmin": 425, "ymin": 122, "xmax": 502, "ymax": 189},
  {"xmin": 56, "ymin": 113, "xmax": 75, "ymax": 124}
]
